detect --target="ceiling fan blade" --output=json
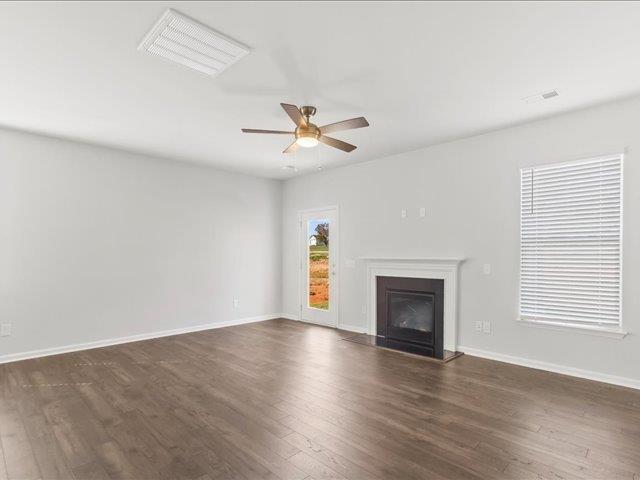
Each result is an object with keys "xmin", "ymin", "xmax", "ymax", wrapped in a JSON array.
[
  {"xmin": 281, "ymin": 103, "xmax": 307, "ymax": 127},
  {"xmin": 283, "ymin": 141, "xmax": 300, "ymax": 154},
  {"xmin": 319, "ymin": 136, "xmax": 357, "ymax": 153},
  {"xmin": 319, "ymin": 117, "xmax": 369, "ymax": 135},
  {"xmin": 241, "ymin": 128, "xmax": 292, "ymax": 134}
]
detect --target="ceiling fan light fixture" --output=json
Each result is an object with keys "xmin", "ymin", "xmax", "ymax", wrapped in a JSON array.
[{"xmin": 296, "ymin": 135, "xmax": 319, "ymax": 148}]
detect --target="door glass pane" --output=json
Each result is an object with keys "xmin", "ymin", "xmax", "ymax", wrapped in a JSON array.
[{"xmin": 308, "ymin": 219, "xmax": 329, "ymax": 310}]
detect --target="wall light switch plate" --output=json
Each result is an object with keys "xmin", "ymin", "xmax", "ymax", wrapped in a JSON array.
[
  {"xmin": 482, "ymin": 321, "xmax": 491, "ymax": 334},
  {"xmin": 401, "ymin": 209, "xmax": 407, "ymax": 218},
  {"xmin": 233, "ymin": 298, "xmax": 239, "ymax": 308},
  {"xmin": 419, "ymin": 207, "xmax": 426, "ymax": 218},
  {"xmin": 475, "ymin": 321, "xmax": 482, "ymax": 332},
  {"xmin": 345, "ymin": 259, "xmax": 356, "ymax": 269},
  {"xmin": 0, "ymin": 324, "xmax": 11, "ymax": 336},
  {"xmin": 483, "ymin": 263, "xmax": 492, "ymax": 275}
]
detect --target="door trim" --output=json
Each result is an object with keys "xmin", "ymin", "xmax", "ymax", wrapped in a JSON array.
[{"xmin": 298, "ymin": 205, "xmax": 340, "ymax": 329}]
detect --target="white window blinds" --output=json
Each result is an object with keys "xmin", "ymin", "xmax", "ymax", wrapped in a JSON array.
[{"xmin": 520, "ymin": 155, "xmax": 623, "ymax": 329}]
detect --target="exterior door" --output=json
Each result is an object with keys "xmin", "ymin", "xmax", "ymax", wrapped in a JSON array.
[{"xmin": 299, "ymin": 208, "xmax": 338, "ymax": 327}]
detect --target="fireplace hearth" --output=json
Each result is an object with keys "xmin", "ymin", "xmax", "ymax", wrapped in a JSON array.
[{"xmin": 376, "ymin": 276, "xmax": 444, "ymax": 358}]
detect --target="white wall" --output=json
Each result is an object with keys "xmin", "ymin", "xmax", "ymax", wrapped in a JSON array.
[
  {"xmin": 282, "ymin": 97, "xmax": 640, "ymax": 385},
  {"xmin": 3, "ymin": 96, "xmax": 639, "ymax": 386},
  {"xmin": 0, "ymin": 127, "xmax": 282, "ymax": 360}
]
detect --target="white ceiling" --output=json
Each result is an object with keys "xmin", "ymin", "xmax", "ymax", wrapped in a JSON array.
[{"xmin": 2, "ymin": 1, "xmax": 640, "ymax": 179}]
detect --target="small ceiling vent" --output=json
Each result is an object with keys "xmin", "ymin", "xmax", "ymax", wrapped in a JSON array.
[
  {"xmin": 523, "ymin": 90, "xmax": 560, "ymax": 104},
  {"xmin": 138, "ymin": 9, "xmax": 250, "ymax": 78}
]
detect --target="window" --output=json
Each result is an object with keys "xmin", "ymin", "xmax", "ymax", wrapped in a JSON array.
[{"xmin": 519, "ymin": 154, "xmax": 623, "ymax": 332}]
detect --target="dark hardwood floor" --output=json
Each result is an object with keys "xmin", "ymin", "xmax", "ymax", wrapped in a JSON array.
[{"xmin": 1, "ymin": 318, "xmax": 639, "ymax": 480}]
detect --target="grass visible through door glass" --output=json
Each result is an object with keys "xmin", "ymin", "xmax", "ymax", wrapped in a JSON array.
[{"xmin": 308, "ymin": 220, "xmax": 329, "ymax": 310}]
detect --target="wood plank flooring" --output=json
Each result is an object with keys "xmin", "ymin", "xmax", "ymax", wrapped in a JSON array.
[{"xmin": 1, "ymin": 318, "xmax": 639, "ymax": 480}]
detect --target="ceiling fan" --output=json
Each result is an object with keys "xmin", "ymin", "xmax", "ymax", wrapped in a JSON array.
[{"xmin": 242, "ymin": 103, "xmax": 369, "ymax": 154}]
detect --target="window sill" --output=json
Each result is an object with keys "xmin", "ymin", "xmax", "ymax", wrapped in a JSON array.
[{"xmin": 517, "ymin": 318, "xmax": 628, "ymax": 339}]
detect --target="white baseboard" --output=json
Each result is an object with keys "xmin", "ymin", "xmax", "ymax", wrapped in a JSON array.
[
  {"xmin": 281, "ymin": 314, "xmax": 367, "ymax": 334},
  {"xmin": 459, "ymin": 345, "xmax": 640, "ymax": 391},
  {"xmin": 0, "ymin": 314, "xmax": 280, "ymax": 365},
  {"xmin": 338, "ymin": 323, "xmax": 368, "ymax": 334},
  {"xmin": 8, "ymin": 318, "xmax": 636, "ymax": 390}
]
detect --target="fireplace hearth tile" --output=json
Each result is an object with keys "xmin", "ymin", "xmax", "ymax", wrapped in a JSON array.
[{"xmin": 343, "ymin": 334, "xmax": 463, "ymax": 363}]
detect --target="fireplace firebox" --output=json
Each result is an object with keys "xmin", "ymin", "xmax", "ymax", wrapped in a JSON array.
[{"xmin": 376, "ymin": 276, "xmax": 444, "ymax": 358}]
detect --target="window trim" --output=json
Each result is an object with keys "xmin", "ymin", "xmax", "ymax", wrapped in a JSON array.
[
  {"xmin": 518, "ymin": 153, "xmax": 625, "ymax": 337},
  {"xmin": 517, "ymin": 317, "xmax": 627, "ymax": 338}
]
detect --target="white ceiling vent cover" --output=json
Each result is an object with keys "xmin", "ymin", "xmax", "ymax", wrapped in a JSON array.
[{"xmin": 138, "ymin": 9, "xmax": 250, "ymax": 78}]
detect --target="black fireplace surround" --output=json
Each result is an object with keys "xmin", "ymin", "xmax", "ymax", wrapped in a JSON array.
[{"xmin": 376, "ymin": 276, "xmax": 444, "ymax": 359}]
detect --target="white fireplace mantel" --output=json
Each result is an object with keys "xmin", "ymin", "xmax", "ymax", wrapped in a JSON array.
[{"xmin": 361, "ymin": 257, "xmax": 465, "ymax": 352}]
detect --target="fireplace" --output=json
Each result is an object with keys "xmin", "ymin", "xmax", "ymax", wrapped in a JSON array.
[{"xmin": 376, "ymin": 276, "xmax": 444, "ymax": 358}]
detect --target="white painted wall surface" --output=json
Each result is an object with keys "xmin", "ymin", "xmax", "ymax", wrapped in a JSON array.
[
  {"xmin": 0, "ymin": 127, "xmax": 282, "ymax": 359},
  {"xmin": 2, "ymin": 96, "xmax": 639, "ymax": 386},
  {"xmin": 282, "ymin": 97, "xmax": 640, "ymax": 384}
]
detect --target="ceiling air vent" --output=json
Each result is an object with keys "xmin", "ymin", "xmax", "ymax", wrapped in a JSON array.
[
  {"xmin": 523, "ymin": 90, "xmax": 560, "ymax": 104},
  {"xmin": 138, "ymin": 9, "xmax": 250, "ymax": 78}
]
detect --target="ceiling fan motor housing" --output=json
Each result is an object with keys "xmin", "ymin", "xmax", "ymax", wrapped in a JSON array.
[
  {"xmin": 295, "ymin": 123, "xmax": 321, "ymax": 142},
  {"xmin": 295, "ymin": 106, "xmax": 320, "ymax": 147}
]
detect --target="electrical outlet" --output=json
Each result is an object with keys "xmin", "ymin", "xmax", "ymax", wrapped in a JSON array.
[
  {"xmin": 419, "ymin": 207, "xmax": 426, "ymax": 218},
  {"xmin": 482, "ymin": 321, "xmax": 491, "ymax": 334},
  {"xmin": 233, "ymin": 298, "xmax": 239, "ymax": 309},
  {"xmin": 483, "ymin": 263, "xmax": 492, "ymax": 275},
  {"xmin": 400, "ymin": 209, "xmax": 407, "ymax": 218},
  {"xmin": 0, "ymin": 324, "xmax": 11, "ymax": 337},
  {"xmin": 475, "ymin": 321, "xmax": 482, "ymax": 332}
]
